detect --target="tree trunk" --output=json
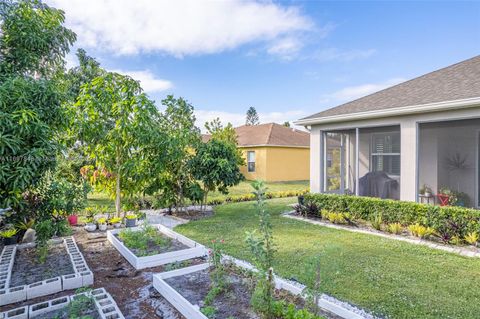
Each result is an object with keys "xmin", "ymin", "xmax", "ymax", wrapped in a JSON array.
[{"xmin": 115, "ymin": 170, "xmax": 121, "ymax": 217}]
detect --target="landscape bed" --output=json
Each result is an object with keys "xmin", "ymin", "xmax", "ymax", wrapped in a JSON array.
[
  {"xmin": 153, "ymin": 257, "xmax": 366, "ymax": 319},
  {"xmin": 0, "ymin": 237, "xmax": 93, "ymax": 306},
  {"xmin": 107, "ymin": 223, "xmax": 207, "ymax": 270},
  {"xmin": 0, "ymin": 287, "xmax": 124, "ymax": 319}
]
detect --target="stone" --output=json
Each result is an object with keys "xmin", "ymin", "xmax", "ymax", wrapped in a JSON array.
[{"xmin": 21, "ymin": 228, "xmax": 36, "ymax": 243}]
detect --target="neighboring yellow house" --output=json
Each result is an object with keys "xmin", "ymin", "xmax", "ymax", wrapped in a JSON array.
[{"xmin": 204, "ymin": 123, "xmax": 310, "ymax": 182}]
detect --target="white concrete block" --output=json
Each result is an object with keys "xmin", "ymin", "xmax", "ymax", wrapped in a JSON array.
[
  {"xmin": 27, "ymin": 277, "xmax": 62, "ymax": 299},
  {"xmin": 62, "ymin": 273, "xmax": 83, "ymax": 290},
  {"xmin": 29, "ymin": 295, "xmax": 70, "ymax": 318},
  {"xmin": 0, "ymin": 286, "xmax": 27, "ymax": 306},
  {"xmin": 80, "ymin": 270, "xmax": 94, "ymax": 286},
  {"xmin": 1, "ymin": 306, "xmax": 28, "ymax": 319}
]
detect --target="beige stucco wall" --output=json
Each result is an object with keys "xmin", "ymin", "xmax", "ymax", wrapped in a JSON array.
[
  {"xmin": 240, "ymin": 146, "xmax": 310, "ymax": 182},
  {"xmin": 307, "ymin": 105, "xmax": 480, "ymax": 203}
]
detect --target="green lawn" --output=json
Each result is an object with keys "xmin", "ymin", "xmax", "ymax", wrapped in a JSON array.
[
  {"xmin": 86, "ymin": 180, "xmax": 308, "ymax": 210},
  {"xmin": 175, "ymin": 198, "xmax": 480, "ymax": 319}
]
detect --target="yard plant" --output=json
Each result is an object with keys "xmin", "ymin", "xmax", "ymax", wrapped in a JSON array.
[
  {"xmin": 303, "ymin": 193, "xmax": 480, "ymax": 245},
  {"xmin": 176, "ymin": 197, "xmax": 480, "ymax": 319},
  {"xmin": 118, "ymin": 224, "xmax": 171, "ymax": 256}
]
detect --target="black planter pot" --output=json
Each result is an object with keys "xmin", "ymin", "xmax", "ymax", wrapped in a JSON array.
[
  {"xmin": 3, "ymin": 235, "xmax": 18, "ymax": 245},
  {"xmin": 125, "ymin": 218, "xmax": 137, "ymax": 228},
  {"xmin": 298, "ymin": 195, "xmax": 305, "ymax": 205}
]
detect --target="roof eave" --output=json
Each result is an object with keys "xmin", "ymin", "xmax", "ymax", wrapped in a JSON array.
[{"xmin": 294, "ymin": 97, "xmax": 480, "ymax": 126}]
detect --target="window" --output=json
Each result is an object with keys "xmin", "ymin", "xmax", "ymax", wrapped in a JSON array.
[
  {"xmin": 247, "ymin": 151, "xmax": 255, "ymax": 172},
  {"xmin": 371, "ymin": 132, "xmax": 400, "ymax": 176}
]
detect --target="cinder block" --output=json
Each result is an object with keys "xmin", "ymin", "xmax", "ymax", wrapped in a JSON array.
[
  {"xmin": 1, "ymin": 306, "xmax": 28, "ymax": 319},
  {"xmin": 27, "ymin": 277, "xmax": 62, "ymax": 299},
  {"xmin": 28, "ymin": 295, "xmax": 70, "ymax": 317},
  {"xmin": 0, "ymin": 286, "xmax": 27, "ymax": 306},
  {"xmin": 80, "ymin": 270, "xmax": 94, "ymax": 286},
  {"xmin": 62, "ymin": 273, "xmax": 83, "ymax": 290}
]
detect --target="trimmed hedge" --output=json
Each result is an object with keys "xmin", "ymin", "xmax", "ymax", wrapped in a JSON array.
[
  {"xmin": 304, "ymin": 193, "xmax": 480, "ymax": 242},
  {"xmin": 206, "ymin": 189, "xmax": 309, "ymax": 206}
]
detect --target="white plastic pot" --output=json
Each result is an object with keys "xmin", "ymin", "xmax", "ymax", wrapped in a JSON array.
[
  {"xmin": 84, "ymin": 223, "xmax": 97, "ymax": 232},
  {"xmin": 113, "ymin": 223, "xmax": 122, "ymax": 228},
  {"xmin": 98, "ymin": 224, "xmax": 108, "ymax": 231}
]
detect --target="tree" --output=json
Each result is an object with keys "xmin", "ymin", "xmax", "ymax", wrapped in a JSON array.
[
  {"xmin": 0, "ymin": 0, "xmax": 76, "ymax": 209},
  {"xmin": 72, "ymin": 72, "xmax": 164, "ymax": 216},
  {"xmin": 205, "ymin": 118, "xmax": 238, "ymax": 145},
  {"xmin": 246, "ymin": 106, "xmax": 260, "ymax": 125},
  {"xmin": 283, "ymin": 121, "xmax": 291, "ymax": 127},
  {"xmin": 156, "ymin": 95, "xmax": 201, "ymax": 212},
  {"xmin": 190, "ymin": 139, "xmax": 244, "ymax": 210}
]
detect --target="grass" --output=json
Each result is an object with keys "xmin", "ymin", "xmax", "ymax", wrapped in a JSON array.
[
  {"xmin": 86, "ymin": 180, "xmax": 309, "ymax": 210},
  {"xmin": 175, "ymin": 197, "xmax": 480, "ymax": 319}
]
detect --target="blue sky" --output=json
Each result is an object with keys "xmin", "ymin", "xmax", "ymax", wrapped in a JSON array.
[{"xmin": 50, "ymin": 0, "xmax": 480, "ymax": 128}]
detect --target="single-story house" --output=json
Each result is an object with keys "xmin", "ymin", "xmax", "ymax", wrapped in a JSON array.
[
  {"xmin": 203, "ymin": 123, "xmax": 310, "ymax": 182},
  {"xmin": 295, "ymin": 55, "xmax": 480, "ymax": 208}
]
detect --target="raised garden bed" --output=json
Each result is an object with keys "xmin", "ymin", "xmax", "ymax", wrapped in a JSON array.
[
  {"xmin": 153, "ymin": 257, "xmax": 366, "ymax": 319},
  {"xmin": 107, "ymin": 224, "xmax": 207, "ymax": 270},
  {"xmin": 0, "ymin": 287, "xmax": 124, "ymax": 319},
  {"xmin": 0, "ymin": 237, "xmax": 93, "ymax": 306}
]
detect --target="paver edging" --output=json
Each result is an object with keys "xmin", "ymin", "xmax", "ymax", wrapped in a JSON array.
[{"xmin": 283, "ymin": 211, "xmax": 480, "ymax": 258}]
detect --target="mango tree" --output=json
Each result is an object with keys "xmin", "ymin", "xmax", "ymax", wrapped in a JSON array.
[{"xmin": 72, "ymin": 72, "xmax": 164, "ymax": 216}]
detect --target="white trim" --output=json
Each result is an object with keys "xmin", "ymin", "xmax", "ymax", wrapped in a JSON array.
[
  {"xmin": 355, "ymin": 128, "xmax": 359, "ymax": 196},
  {"xmin": 477, "ymin": 129, "xmax": 480, "ymax": 208},
  {"xmin": 294, "ymin": 97, "xmax": 480, "ymax": 126},
  {"xmin": 238, "ymin": 144, "xmax": 309, "ymax": 149}
]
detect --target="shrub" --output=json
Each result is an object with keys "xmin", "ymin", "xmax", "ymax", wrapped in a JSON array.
[
  {"xmin": 465, "ymin": 232, "xmax": 479, "ymax": 246},
  {"xmin": 386, "ymin": 223, "xmax": 403, "ymax": 235},
  {"xmin": 322, "ymin": 210, "xmax": 349, "ymax": 224},
  {"xmin": 371, "ymin": 212, "xmax": 383, "ymax": 230},
  {"xmin": 206, "ymin": 189, "xmax": 309, "ymax": 206},
  {"xmin": 304, "ymin": 193, "xmax": 480, "ymax": 244},
  {"xmin": 408, "ymin": 224, "xmax": 434, "ymax": 238}
]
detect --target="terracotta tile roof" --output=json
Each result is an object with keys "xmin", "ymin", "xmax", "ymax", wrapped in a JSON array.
[
  {"xmin": 301, "ymin": 55, "xmax": 480, "ymax": 120},
  {"xmin": 201, "ymin": 123, "xmax": 309, "ymax": 148}
]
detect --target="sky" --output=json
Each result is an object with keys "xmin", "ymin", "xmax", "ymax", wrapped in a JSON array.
[{"xmin": 47, "ymin": 0, "xmax": 480, "ymax": 130}]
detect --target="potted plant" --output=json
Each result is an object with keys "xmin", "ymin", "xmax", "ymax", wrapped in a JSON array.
[
  {"xmin": 0, "ymin": 228, "xmax": 18, "ymax": 245},
  {"xmin": 437, "ymin": 187, "xmax": 453, "ymax": 206},
  {"xmin": 423, "ymin": 185, "xmax": 432, "ymax": 197},
  {"xmin": 125, "ymin": 214, "xmax": 137, "ymax": 228},
  {"xmin": 84, "ymin": 218, "xmax": 97, "ymax": 232},
  {"xmin": 97, "ymin": 217, "xmax": 108, "ymax": 231},
  {"xmin": 109, "ymin": 217, "xmax": 122, "ymax": 228},
  {"xmin": 67, "ymin": 214, "xmax": 78, "ymax": 226}
]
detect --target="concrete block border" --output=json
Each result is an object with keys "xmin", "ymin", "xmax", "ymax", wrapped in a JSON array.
[
  {"xmin": 153, "ymin": 257, "xmax": 372, "ymax": 319},
  {"xmin": 107, "ymin": 224, "xmax": 207, "ymax": 270},
  {"xmin": 0, "ymin": 236, "xmax": 93, "ymax": 306},
  {"xmin": 0, "ymin": 288, "xmax": 124, "ymax": 319}
]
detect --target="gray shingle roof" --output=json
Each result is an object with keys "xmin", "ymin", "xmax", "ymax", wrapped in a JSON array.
[{"xmin": 301, "ymin": 55, "xmax": 480, "ymax": 120}]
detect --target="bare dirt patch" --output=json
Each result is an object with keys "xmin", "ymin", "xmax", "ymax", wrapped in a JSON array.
[{"xmin": 10, "ymin": 244, "xmax": 74, "ymax": 287}]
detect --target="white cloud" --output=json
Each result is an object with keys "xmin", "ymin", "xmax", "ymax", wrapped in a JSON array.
[
  {"xmin": 110, "ymin": 69, "xmax": 173, "ymax": 93},
  {"xmin": 323, "ymin": 78, "xmax": 406, "ymax": 103},
  {"xmin": 313, "ymin": 48, "xmax": 377, "ymax": 62},
  {"xmin": 267, "ymin": 37, "xmax": 303, "ymax": 60},
  {"xmin": 194, "ymin": 109, "xmax": 307, "ymax": 132},
  {"xmin": 48, "ymin": 0, "xmax": 313, "ymax": 57}
]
